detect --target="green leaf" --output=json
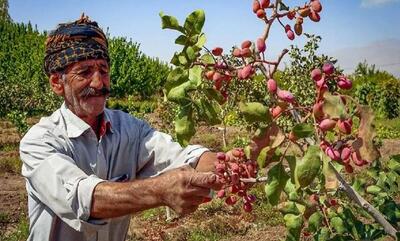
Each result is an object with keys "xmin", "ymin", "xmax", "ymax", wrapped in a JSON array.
[
  {"xmin": 175, "ymin": 106, "xmax": 195, "ymax": 146},
  {"xmin": 165, "ymin": 67, "xmax": 187, "ymax": 93},
  {"xmin": 286, "ymin": 155, "xmax": 296, "ymax": 184},
  {"xmin": 167, "ymin": 81, "xmax": 191, "ymax": 104},
  {"xmin": 292, "ymin": 123, "xmax": 314, "ymax": 138},
  {"xmin": 203, "ymin": 88, "xmax": 224, "ymax": 104},
  {"xmin": 322, "ymin": 92, "xmax": 346, "ymax": 119},
  {"xmin": 257, "ymin": 146, "xmax": 272, "ymax": 168},
  {"xmin": 376, "ymin": 171, "xmax": 387, "ymax": 187},
  {"xmin": 294, "ymin": 145, "xmax": 321, "ymax": 189},
  {"xmin": 338, "ymin": 207, "xmax": 362, "ymax": 240},
  {"xmin": 284, "ymin": 214, "xmax": 303, "ymax": 241},
  {"xmin": 200, "ymin": 53, "xmax": 215, "ymax": 65},
  {"xmin": 315, "ymin": 227, "xmax": 330, "ymax": 241},
  {"xmin": 239, "ymin": 102, "xmax": 271, "ymax": 123},
  {"xmin": 194, "ymin": 99, "xmax": 221, "ymax": 125},
  {"xmin": 352, "ymin": 178, "xmax": 366, "ymax": 195},
  {"xmin": 188, "ymin": 65, "xmax": 202, "ymax": 87},
  {"xmin": 175, "ymin": 35, "xmax": 188, "ymax": 45},
  {"xmin": 159, "ymin": 12, "xmax": 185, "ymax": 33},
  {"xmin": 178, "ymin": 54, "xmax": 188, "ymax": 65},
  {"xmin": 195, "ymin": 33, "xmax": 207, "ymax": 49},
  {"xmin": 388, "ymin": 155, "xmax": 400, "ymax": 174},
  {"xmin": 184, "ymin": 10, "xmax": 205, "ymax": 35},
  {"xmin": 170, "ymin": 52, "xmax": 181, "ymax": 66},
  {"xmin": 366, "ymin": 185, "xmax": 382, "ymax": 194},
  {"xmin": 279, "ymin": 201, "xmax": 301, "ymax": 215},
  {"xmin": 186, "ymin": 46, "xmax": 196, "ymax": 61},
  {"xmin": 265, "ymin": 162, "xmax": 290, "ymax": 205},
  {"xmin": 284, "ymin": 180, "xmax": 301, "ymax": 202},
  {"xmin": 308, "ymin": 211, "xmax": 323, "ymax": 232},
  {"xmin": 166, "ymin": 66, "xmax": 201, "ymax": 104},
  {"xmin": 379, "ymin": 200, "xmax": 400, "ymax": 225},
  {"xmin": 331, "ymin": 217, "xmax": 347, "ymax": 234}
]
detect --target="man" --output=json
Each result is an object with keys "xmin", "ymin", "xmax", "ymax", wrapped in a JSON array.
[{"xmin": 19, "ymin": 15, "xmax": 223, "ymax": 241}]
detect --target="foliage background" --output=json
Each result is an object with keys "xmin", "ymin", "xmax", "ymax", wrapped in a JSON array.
[{"xmin": 0, "ymin": 18, "xmax": 170, "ymax": 118}]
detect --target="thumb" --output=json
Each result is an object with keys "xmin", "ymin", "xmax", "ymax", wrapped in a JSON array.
[{"xmin": 189, "ymin": 172, "xmax": 217, "ymax": 188}]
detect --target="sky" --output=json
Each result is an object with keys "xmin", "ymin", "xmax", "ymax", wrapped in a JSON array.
[{"xmin": 8, "ymin": 0, "xmax": 400, "ymax": 73}]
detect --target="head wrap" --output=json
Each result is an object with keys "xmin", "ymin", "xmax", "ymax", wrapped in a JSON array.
[{"xmin": 44, "ymin": 14, "xmax": 109, "ymax": 76}]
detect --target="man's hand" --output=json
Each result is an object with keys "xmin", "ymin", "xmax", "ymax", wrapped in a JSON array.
[{"xmin": 155, "ymin": 166, "xmax": 220, "ymax": 216}]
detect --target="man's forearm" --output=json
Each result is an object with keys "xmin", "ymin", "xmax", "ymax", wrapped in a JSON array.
[
  {"xmin": 90, "ymin": 166, "xmax": 220, "ymax": 219},
  {"xmin": 90, "ymin": 177, "xmax": 162, "ymax": 219}
]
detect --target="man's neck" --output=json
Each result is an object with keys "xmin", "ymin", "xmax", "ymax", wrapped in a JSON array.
[
  {"xmin": 65, "ymin": 102, "xmax": 102, "ymax": 137},
  {"xmin": 81, "ymin": 115, "xmax": 100, "ymax": 134}
]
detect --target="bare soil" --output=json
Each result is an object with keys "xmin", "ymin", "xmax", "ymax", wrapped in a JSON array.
[{"xmin": 0, "ymin": 173, "xmax": 27, "ymax": 235}]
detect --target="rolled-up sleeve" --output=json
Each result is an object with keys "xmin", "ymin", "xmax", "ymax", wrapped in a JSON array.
[
  {"xmin": 136, "ymin": 120, "xmax": 209, "ymax": 178},
  {"xmin": 20, "ymin": 131, "xmax": 106, "ymax": 231}
]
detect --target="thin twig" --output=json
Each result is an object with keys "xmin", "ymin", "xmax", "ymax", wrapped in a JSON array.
[
  {"xmin": 271, "ymin": 48, "xmax": 289, "ymax": 77},
  {"xmin": 240, "ymin": 176, "xmax": 269, "ymax": 183},
  {"xmin": 319, "ymin": 203, "xmax": 334, "ymax": 234}
]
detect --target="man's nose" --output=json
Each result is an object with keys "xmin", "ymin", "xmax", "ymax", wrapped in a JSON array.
[{"xmin": 90, "ymin": 70, "xmax": 104, "ymax": 89}]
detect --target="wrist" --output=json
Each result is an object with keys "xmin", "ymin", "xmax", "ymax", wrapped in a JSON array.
[
  {"xmin": 195, "ymin": 151, "xmax": 217, "ymax": 172},
  {"xmin": 126, "ymin": 177, "xmax": 165, "ymax": 211},
  {"xmin": 146, "ymin": 175, "xmax": 167, "ymax": 207}
]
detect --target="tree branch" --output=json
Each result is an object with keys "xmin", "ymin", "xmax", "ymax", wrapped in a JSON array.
[
  {"xmin": 329, "ymin": 162, "xmax": 399, "ymax": 239},
  {"xmin": 290, "ymin": 106, "xmax": 398, "ymax": 239}
]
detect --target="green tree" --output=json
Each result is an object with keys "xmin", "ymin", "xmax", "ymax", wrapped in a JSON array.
[
  {"xmin": 0, "ymin": 0, "xmax": 11, "ymax": 22},
  {"xmin": 0, "ymin": 20, "xmax": 171, "ymax": 119},
  {"xmin": 109, "ymin": 37, "xmax": 170, "ymax": 98},
  {"xmin": 352, "ymin": 62, "xmax": 400, "ymax": 119}
]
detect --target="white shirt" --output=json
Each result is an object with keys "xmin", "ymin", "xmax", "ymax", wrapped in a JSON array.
[{"xmin": 19, "ymin": 103, "xmax": 208, "ymax": 241}]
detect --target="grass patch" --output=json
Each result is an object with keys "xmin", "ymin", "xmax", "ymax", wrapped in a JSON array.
[
  {"xmin": 186, "ymin": 224, "xmax": 232, "ymax": 241},
  {"xmin": 249, "ymin": 184, "xmax": 284, "ymax": 227},
  {"xmin": 375, "ymin": 118, "xmax": 400, "ymax": 139},
  {"xmin": 0, "ymin": 212, "xmax": 10, "ymax": 223},
  {"xmin": 192, "ymin": 132, "xmax": 223, "ymax": 151},
  {"xmin": 0, "ymin": 143, "xmax": 18, "ymax": 152},
  {"xmin": 138, "ymin": 207, "xmax": 165, "ymax": 221},
  {"xmin": 0, "ymin": 217, "xmax": 29, "ymax": 241},
  {"xmin": 0, "ymin": 157, "xmax": 22, "ymax": 174}
]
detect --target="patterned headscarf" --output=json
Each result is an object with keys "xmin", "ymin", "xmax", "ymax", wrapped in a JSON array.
[{"xmin": 44, "ymin": 14, "xmax": 109, "ymax": 76}]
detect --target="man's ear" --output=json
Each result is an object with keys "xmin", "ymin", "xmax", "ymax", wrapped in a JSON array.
[{"xmin": 49, "ymin": 73, "xmax": 64, "ymax": 96}]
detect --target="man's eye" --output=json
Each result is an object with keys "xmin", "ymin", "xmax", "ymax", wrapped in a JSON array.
[{"xmin": 77, "ymin": 69, "xmax": 91, "ymax": 76}]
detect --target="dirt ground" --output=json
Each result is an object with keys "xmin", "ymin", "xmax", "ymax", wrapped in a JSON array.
[
  {"xmin": 0, "ymin": 117, "xmax": 399, "ymax": 240},
  {"xmin": 0, "ymin": 172, "xmax": 27, "ymax": 236}
]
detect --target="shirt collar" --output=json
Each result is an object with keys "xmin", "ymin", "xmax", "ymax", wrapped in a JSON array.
[
  {"xmin": 60, "ymin": 102, "xmax": 113, "ymax": 138},
  {"xmin": 100, "ymin": 109, "xmax": 114, "ymax": 136}
]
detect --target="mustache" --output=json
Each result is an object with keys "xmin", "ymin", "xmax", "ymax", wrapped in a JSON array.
[{"xmin": 79, "ymin": 87, "xmax": 111, "ymax": 98}]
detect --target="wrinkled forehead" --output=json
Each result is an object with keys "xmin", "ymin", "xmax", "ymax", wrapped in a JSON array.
[{"xmin": 66, "ymin": 59, "xmax": 109, "ymax": 72}]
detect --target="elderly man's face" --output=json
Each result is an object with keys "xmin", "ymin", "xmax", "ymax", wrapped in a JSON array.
[{"xmin": 59, "ymin": 59, "xmax": 110, "ymax": 118}]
